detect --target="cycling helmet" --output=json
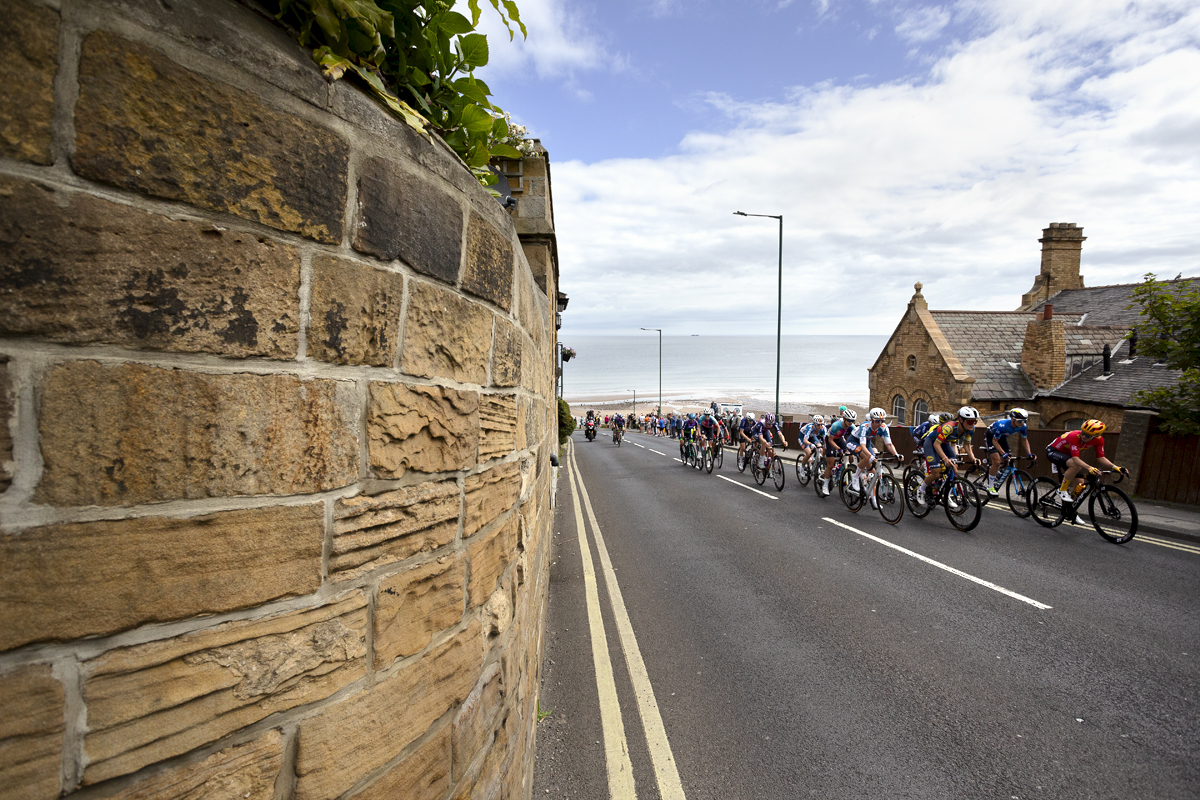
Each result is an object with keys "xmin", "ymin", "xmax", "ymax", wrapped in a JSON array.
[
  {"xmin": 838, "ymin": 405, "xmax": 848, "ymax": 414},
  {"xmin": 928, "ymin": 413, "xmax": 942, "ymax": 424},
  {"xmin": 1009, "ymin": 407, "xmax": 1029, "ymax": 421},
  {"xmin": 842, "ymin": 409, "xmax": 857, "ymax": 422},
  {"xmin": 958, "ymin": 406, "xmax": 979, "ymax": 420},
  {"xmin": 763, "ymin": 412, "xmax": 775, "ymax": 425},
  {"xmin": 1081, "ymin": 419, "xmax": 1106, "ymax": 436},
  {"xmin": 702, "ymin": 409, "xmax": 711, "ymax": 417},
  {"xmin": 869, "ymin": 407, "xmax": 887, "ymax": 421},
  {"xmin": 687, "ymin": 412, "xmax": 696, "ymax": 420},
  {"xmin": 812, "ymin": 414, "xmax": 824, "ymax": 425}
]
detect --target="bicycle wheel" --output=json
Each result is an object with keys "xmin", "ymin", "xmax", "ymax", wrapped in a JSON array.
[
  {"xmin": 714, "ymin": 443, "xmax": 724, "ymax": 470},
  {"xmin": 969, "ymin": 469, "xmax": 992, "ymax": 507},
  {"xmin": 737, "ymin": 448, "xmax": 748, "ymax": 473},
  {"xmin": 840, "ymin": 469, "xmax": 863, "ymax": 512},
  {"xmin": 944, "ymin": 478, "xmax": 981, "ymax": 531},
  {"xmin": 1005, "ymin": 470, "xmax": 1033, "ymax": 518},
  {"xmin": 795, "ymin": 456, "xmax": 811, "ymax": 486},
  {"xmin": 752, "ymin": 455, "xmax": 767, "ymax": 485},
  {"xmin": 904, "ymin": 471, "xmax": 933, "ymax": 518},
  {"xmin": 705, "ymin": 446, "xmax": 715, "ymax": 474},
  {"xmin": 875, "ymin": 473, "xmax": 904, "ymax": 524},
  {"xmin": 1090, "ymin": 485, "xmax": 1137, "ymax": 544},
  {"xmin": 813, "ymin": 459, "xmax": 829, "ymax": 497},
  {"xmin": 771, "ymin": 457, "xmax": 785, "ymax": 491},
  {"xmin": 1027, "ymin": 477, "xmax": 1065, "ymax": 528}
]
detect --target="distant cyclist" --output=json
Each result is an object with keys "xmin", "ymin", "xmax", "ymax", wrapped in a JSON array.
[
  {"xmin": 752, "ymin": 412, "xmax": 788, "ymax": 467},
  {"xmin": 985, "ymin": 407, "xmax": 1035, "ymax": 495},
  {"xmin": 916, "ymin": 406, "xmax": 979, "ymax": 506},
  {"xmin": 821, "ymin": 409, "xmax": 857, "ymax": 494},
  {"xmin": 798, "ymin": 414, "xmax": 828, "ymax": 470},
  {"xmin": 699, "ymin": 409, "xmax": 722, "ymax": 451},
  {"xmin": 843, "ymin": 407, "xmax": 903, "ymax": 492}
]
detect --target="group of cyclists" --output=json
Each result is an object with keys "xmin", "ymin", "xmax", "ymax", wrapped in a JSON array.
[{"xmin": 597, "ymin": 401, "xmax": 1130, "ymax": 525}]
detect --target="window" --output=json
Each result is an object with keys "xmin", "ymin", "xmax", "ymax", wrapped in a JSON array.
[
  {"xmin": 892, "ymin": 395, "xmax": 906, "ymax": 424},
  {"xmin": 906, "ymin": 354, "xmax": 917, "ymax": 371},
  {"xmin": 913, "ymin": 398, "xmax": 929, "ymax": 421},
  {"xmin": 1062, "ymin": 418, "xmax": 1085, "ymax": 431}
]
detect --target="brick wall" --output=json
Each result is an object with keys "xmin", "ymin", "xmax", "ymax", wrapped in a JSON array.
[{"xmin": 0, "ymin": 2, "xmax": 556, "ymax": 799}]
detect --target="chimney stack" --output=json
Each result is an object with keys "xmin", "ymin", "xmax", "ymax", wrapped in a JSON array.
[
  {"xmin": 1019, "ymin": 223, "xmax": 1086, "ymax": 310},
  {"xmin": 1022, "ymin": 312, "xmax": 1066, "ymax": 391}
]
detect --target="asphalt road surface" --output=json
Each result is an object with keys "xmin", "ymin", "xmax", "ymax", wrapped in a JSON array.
[{"xmin": 532, "ymin": 429, "xmax": 1200, "ymax": 800}]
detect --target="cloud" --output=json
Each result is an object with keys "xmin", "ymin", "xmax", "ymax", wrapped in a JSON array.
[
  {"xmin": 553, "ymin": 0, "xmax": 1200, "ymax": 337},
  {"xmin": 894, "ymin": 5, "xmax": 952, "ymax": 42},
  {"xmin": 467, "ymin": 0, "xmax": 613, "ymax": 79}
]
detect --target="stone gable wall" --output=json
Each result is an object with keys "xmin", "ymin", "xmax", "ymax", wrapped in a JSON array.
[
  {"xmin": 0, "ymin": 2, "xmax": 556, "ymax": 798},
  {"xmin": 869, "ymin": 302, "xmax": 973, "ymax": 421}
]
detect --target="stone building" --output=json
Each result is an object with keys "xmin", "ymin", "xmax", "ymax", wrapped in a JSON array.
[{"xmin": 868, "ymin": 223, "xmax": 1195, "ymax": 431}]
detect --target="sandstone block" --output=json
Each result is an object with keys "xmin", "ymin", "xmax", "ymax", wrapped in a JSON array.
[
  {"xmin": 332, "ymin": 480, "xmax": 460, "ymax": 579},
  {"xmin": 479, "ymin": 395, "xmax": 517, "ymax": 462},
  {"xmin": 0, "ymin": 504, "xmax": 322, "ymax": 651},
  {"xmin": 491, "ymin": 317, "xmax": 521, "ymax": 388},
  {"xmin": 353, "ymin": 156, "xmax": 463, "ymax": 283},
  {"xmin": 294, "ymin": 620, "xmax": 481, "ymax": 800},
  {"xmin": 368, "ymin": 383, "xmax": 479, "ymax": 477},
  {"xmin": 309, "ymin": 255, "xmax": 403, "ymax": 366},
  {"xmin": 0, "ymin": 358, "xmax": 10, "ymax": 493},
  {"xmin": 83, "ymin": 593, "xmax": 368, "ymax": 784},
  {"xmin": 348, "ymin": 726, "xmax": 450, "ymax": 800},
  {"xmin": 73, "ymin": 32, "xmax": 347, "ymax": 244},
  {"xmin": 374, "ymin": 554, "xmax": 465, "ymax": 669},
  {"xmin": 515, "ymin": 266, "xmax": 547, "ymax": 348},
  {"xmin": 463, "ymin": 462, "xmax": 521, "ymax": 538},
  {"xmin": 400, "ymin": 281, "xmax": 491, "ymax": 384},
  {"xmin": 520, "ymin": 334, "xmax": 546, "ymax": 395},
  {"xmin": 0, "ymin": 0, "xmax": 57, "ymax": 165},
  {"xmin": 452, "ymin": 661, "xmax": 503, "ymax": 771},
  {"xmin": 461, "ymin": 213, "xmax": 513, "ymax": 311},
  {"xmin": 520, "ymin": 241, "xmax": 552, "ymax": 292},
  {"xmin": 483, "ymin": 583, "xmax": 513, "ymax": 639},
  {"xmin": 107, "ymin": 729, "xmax": 283, "ymax": 800},
  {"xmin": 0, "ymin": 177, "xmax": 301, "ymax": 357},
  {"xmin": 0, "ymin": 665, "xmax": 63, "ymax": 800},
  {"xmin": 37, "ymin": 362, "xmax": 359, "ymax": 507},
  {"xmin": 467, "ymin": 516, "xmax": 518, "ymax": 608}
]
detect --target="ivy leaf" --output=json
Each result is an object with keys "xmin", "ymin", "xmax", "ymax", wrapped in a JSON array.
[
  {"xmin": 460, "ymin": 103, "xmax": 494, "ymax": 135},
  {"xmin": 439, "ymin": 11, "xmax": 474, "ymax": 35},
  {"xmin": 490, "ymin": 142, "xmax": 524, "ymax": 158},
  {"xmin": 458, "ymin": 33, "xmax": 489, "ymax": 68},
  {"xmin": 465, "ymin": 142, "xmax": 492, "ymax": 167},
  {"xmin": 310, "ymin": 0, "xmax": 345, "ymax": 42},
  {"xmin": 331, "ymin": 0, "xmax": 395, "ymax": 38},
  {"xmin": 491, "ymin": 115, "xmax": 509, "ymax": 139},
  {"xmin": 453, "ymin": 77, "xmax": 488, "ymax": 104}
]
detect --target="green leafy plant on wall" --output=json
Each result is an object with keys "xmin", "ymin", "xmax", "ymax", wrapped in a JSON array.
[
  {"xmin": 271, "ymin": 0, "xmax": 536, "ymax": 188},
  {"xmin": 1127, "ymin": 274, "xmax": 1200, "ymax": 435}
]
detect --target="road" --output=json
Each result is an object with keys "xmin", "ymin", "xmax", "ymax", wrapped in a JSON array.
[{"xmin": 532, "ymin": 429, "xmax": 1200, "ymax": 800}]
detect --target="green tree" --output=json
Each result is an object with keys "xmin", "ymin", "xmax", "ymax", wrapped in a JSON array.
[
  {"xmin": 558, "ymin": 397, "xmax": 576, "ymax": 447},
  {"xmin": 1127, "ymin": 274, "xmax": 1200, "ymax": 435}
]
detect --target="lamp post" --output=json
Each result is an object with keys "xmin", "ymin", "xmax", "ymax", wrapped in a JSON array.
[
  {"xmin": 734, "ymin": 211, "xmax": 783, "ymax": 418},
  {"xmin": 630, "ymin": 389, "xmax": 636, "ymax": 422},
  {"xmin": 640, "ymin": 327, "xmax": 662, "ymax": 415}
]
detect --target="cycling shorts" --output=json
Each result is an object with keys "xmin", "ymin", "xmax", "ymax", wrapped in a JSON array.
[
  {"xmin": 843, "ymin": 436, "xmax": 875, "ymax": 454},
  {"xmin": 824, "ymin": 439, "xmax": 846, "ymax": 458},
  {"xmin": 1046, "ymin": 445, "xmax": 1071, "ymax": 475},
  {"xmin": 923, "ymin": 438, "xmax": 957, "ymax": 469}
]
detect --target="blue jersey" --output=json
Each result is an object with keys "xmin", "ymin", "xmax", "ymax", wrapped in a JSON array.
[
  {"xmin": 988, "ymin": 418, "xmax": 1028, "ymax": 438},
  {"xmin": 846, "ymin": 422, "xmax": 891, "ymax": 449},
  {"xmin": 828, "ymin": 420, "xmax": 853, "ymax": 441},
  {"xmin": 739, "ymin": 416, "xmax": 756, "ymax": 434},
  {"xmin": 801, "ymin": 422, "xmax": 827, "ymax": 444},
  {"xmin": 752, "ymin": 421, "xmax": 783, "ymax": 440},
  {"xmin": 910, "ymin": 421, "xmax": 937, "ymax": 441}
]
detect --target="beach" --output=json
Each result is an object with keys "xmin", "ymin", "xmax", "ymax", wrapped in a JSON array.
[{"xmin": 568, "ymin": 393, "xmax": 868, "ymax": 421}]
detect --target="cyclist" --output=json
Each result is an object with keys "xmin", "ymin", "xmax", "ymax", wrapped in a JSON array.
[
  {"xmin": 1046, "ymin": 420, "xmax": 1127, "ymax": 503},
  {"xmin": 820, "ymin": 409, "xmax": 857, "ymax": 494},
  {"xmin": 699, "ymin": 409, "xmax": 722, "ymax": 455},
  {"xmin": 985, "ymin": 407, "xmax": 1035, "ymax": 495},
  {"xmin": 916, "ymin": 406, "xmax": 980, "ymax": 506},
  {"xmin": 680, "ymin": 412, "xmax": 700, "ymax": 456},
  {"xmin": 752, "ymin": 412, "xmax": 788, "ymax": 468},
  {"xmin": 737, "ymin": 412, "xmax": 758, "ymax": 464},
  {"xmin": 844, "ymin": 408, "xmax": 903, "ymax": 492},
  {"xmin": 612, "ymin": 412, "xmax": 625, "ymax": 442},
  {"xmin": 798, "ymin": 414, "xmax": 827, "ymax": 469},
  {"xmin": 909, "ymin": 412, "xmax": 943, "ymax": 443}
]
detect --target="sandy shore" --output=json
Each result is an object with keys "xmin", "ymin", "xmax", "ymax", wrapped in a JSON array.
[{"xmin": 568, "ymin": 394, "xmax": 868, "ymax": 421}]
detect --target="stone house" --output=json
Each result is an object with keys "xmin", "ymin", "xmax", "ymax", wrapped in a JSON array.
[{"xmin": 868, "ymin": 223, "xmax": 1195, "ymax": 432}]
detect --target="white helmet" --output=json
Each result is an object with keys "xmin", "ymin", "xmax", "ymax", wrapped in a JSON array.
[
  {"xmin": 812, "ymin": 414, "xmax": 824, "ymax": 425},
  {"xmin": 869, "ymin": 407, "xmax": 887, "ymax": 421},
  {"xmin": 929, "ymin": 412, "xmax": 942, "ymax": 424},
  {"xmin": 958, "ymin": 406, "xmax": 979, "ymax": 420},
  {"xmin": 842, "ymin": 409, "xmax": 857, "ymax": 422},
  {"xmin": 1009, "ymin": 407, "xmax": 1029, "ymax": 421}
]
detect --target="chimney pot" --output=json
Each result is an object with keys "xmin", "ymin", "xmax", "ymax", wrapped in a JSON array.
[{"xmin": 1043, "ymin": 303, "xmax": 1054, "ymax": 320}]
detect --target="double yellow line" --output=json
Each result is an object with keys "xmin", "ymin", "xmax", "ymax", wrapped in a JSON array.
[{"xmin": 565, "ymin": 439, "xmax": 687, "ymax": 800}]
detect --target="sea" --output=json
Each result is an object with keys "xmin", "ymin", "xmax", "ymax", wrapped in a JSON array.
[{"xmin": 560, "ymin": 335, "xmax": 888, "ymax": 408}]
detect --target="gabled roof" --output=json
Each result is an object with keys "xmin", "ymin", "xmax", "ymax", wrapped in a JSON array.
[
  {"xmin": 928, "ymin": 311, "xmax": 1085, "ymax": 400},
  {"xmin": 1030, "ymin": 277, "xmax": 1200, "ymax": 328}
]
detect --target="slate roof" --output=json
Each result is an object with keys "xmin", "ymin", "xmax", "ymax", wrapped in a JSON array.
[
  {"xmin": 1030, "ymin": 277, "xmax": 1200, "ymax": 328},
  {"xmin": 1049, "ymin": 353, "xmax": 1183, "ymax": 407},
  {"xmin": 928, "ymin": 311, "xmax": 1085, "ymax": 400}
]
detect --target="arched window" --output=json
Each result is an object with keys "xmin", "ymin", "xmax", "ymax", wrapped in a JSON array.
[
  {"xmin": 906, "ymin": 354, "xmax": 917, "ymax": 371},
  {"xmin": 913, "ymin": 398, "xmax": 929, "ymax": 421},
  {"xmin": 892, "ymin": 395, "xmax": 906, "ymax": 424}
]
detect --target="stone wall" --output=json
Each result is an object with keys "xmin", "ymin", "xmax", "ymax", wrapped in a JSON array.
[
  {"xmin": 869, "ymin": 283, "xmax": 974, "ymax": 420},
  {"xmin": 0, "ymin": 1, "xmax": 556, "ymax": 798}
]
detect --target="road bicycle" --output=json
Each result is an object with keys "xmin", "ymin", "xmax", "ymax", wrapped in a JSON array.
[
  {"xmin": 708, "ymin": 439, "xmax": 724, "ymax": 472},
  {"xmin": 963, "ymin": 454, "xmax": 1036, "ymax": 518},
  {"xmin": 612, "ymin": 427, "xmax": 622, "ymax": 446},
  {"xmin": 1027, "ymin": 469, "xmax": 1138, "ymax": 543},
  {"xmin": 737, "ymin": 441, "xmax": 751, "ymax": 473},
  {"xmin": 902, "ymin": 460, "xmax": 981, "ymax": 531},
  {"xmin": 795, "ymin": 447, "xmax": 820, "ymax": 486},
  {"xmin": 838, "ymin": 455, "xmax": 904, "ymax": 524},
  {"xmin": 816, "ymin": 451, "xmax": 854, "ymax": 499},
  {"xmin": 680, "ymin": 437, "xmax": 698, "ymax": 468},
  {"xmin": 696, "ymin": 439, "xmax": 713, "ymax": 473},
  {"xmin": 750, "ymin": 443, "xmax": 786, "ymax": 490}
]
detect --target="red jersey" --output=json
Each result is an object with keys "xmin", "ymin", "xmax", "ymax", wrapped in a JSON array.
[{"xmin": 1050, "ymin": 430, "xmax": 1105, "ymax": 459}]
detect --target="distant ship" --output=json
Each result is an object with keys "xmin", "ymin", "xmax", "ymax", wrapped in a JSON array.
[{"xmin": 691, "ymin": 334, "xmax": 699, "ymax": 336}]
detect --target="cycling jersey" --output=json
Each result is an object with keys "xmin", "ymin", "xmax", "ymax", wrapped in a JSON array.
[
  {"xmin": 739, "ymin": 417, "xmax": 756, "ymax": 437},
  {"xmin": 845, "ymin": 422, "xmax": 891, "ymax": 451},
  {"xmin": 931, "ymin": 421, "xmax": 972, "ymax": 447},
  {"xmin": 988, "ymin": 418, "xmax": 1028, "ymax": 439},
  {"xmin": 752, "ymin": 421, "xmax": 783, "ymax": 442},
  {"xmin": 910, "ymin": 420, "xmax": 936, "ymax": 441},
  {"xmin": 699, "ymin": 417, "xmax": 720, "ymax": 438},
  {"xmin": 800, "ymin": 422, "xmax": 827, "ymax": 446},
  {"xmin": 682, "ymin": 418, "xmax": 699, "ymax": 439},
  {"xmin": 1049, "ymin": 430, "xmax": 1106, "ymax": 459}
]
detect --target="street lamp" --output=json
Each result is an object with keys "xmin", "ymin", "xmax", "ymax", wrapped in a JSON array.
[
  {"xmin": 734, "ymin": 211, "xmax": 783, "ymax": 418},
  {"xmin": 640, "ymin": 327, "xmax": 662, "ymax": 415},
  {"xmin": 630, "ymin": 389, "xmax": 636, "ymax": 420}
]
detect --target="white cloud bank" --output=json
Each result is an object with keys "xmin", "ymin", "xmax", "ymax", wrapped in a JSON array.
[{"xmin": 547, "ymin": 0, "xmax": 1200, "ymax": 336}]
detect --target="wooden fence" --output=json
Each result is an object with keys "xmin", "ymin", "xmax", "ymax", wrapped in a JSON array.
[{"xmin": 1136, "ymin": 434, "xmax": 1200, "ymax": 505}]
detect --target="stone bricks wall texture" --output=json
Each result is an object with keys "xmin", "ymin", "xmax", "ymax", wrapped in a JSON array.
[{"xmin": 0, "ymin": 2, "xmax": 557, "ymax": 799}]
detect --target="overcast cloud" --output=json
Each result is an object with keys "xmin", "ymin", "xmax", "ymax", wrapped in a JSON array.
[{"xmin": 478, "ymin": 0, "xmax": 1200, "ymax": 337}]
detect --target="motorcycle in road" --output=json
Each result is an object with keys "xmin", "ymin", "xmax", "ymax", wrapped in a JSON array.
[{"xmin": 585, "ymin": 419, "xmax": 596, "ymax": 441}]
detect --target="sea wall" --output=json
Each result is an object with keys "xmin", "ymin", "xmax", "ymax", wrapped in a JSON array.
[{"xmin": 0, "ymin": 1, "xmax": 557, "ymax": 798}]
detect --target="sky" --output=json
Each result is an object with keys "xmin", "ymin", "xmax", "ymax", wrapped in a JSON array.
[{"xmin": 470, "ymin": 0, "xmax": 1200, "ymax": 337}]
